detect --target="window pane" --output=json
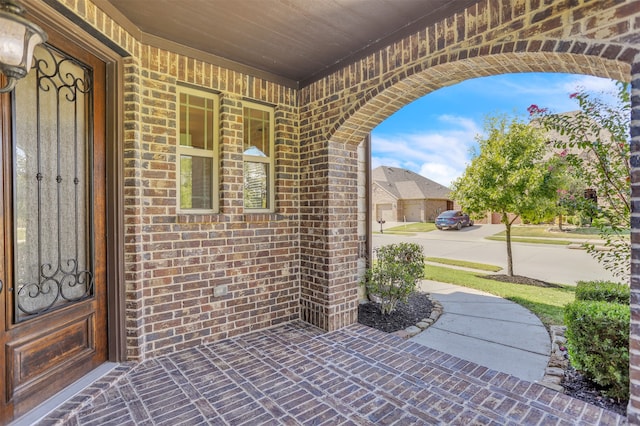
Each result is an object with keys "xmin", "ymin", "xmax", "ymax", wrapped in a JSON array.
[
  {"xmin": 180, "ymin": 93, "xmax": 215, "ymax": 150},
  {"xmin": 180, "ymin": 155, "xmax": 213, "ymax": 209},
  {"xmin": 188, "ymin": 105, "xmax": 205, "ymax": 149},
  {"xmin": 207, "ymin": 107, "xmax": 214, "ymax": 151},
  {"xmin": 243, "ymin": 107, "xmax": 270, "ymax": 157},
  {"xmin": 244, "ymin": 161, "xmax": 268, "ymax": 209}
]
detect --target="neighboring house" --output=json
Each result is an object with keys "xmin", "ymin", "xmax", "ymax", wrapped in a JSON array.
[{"xmin": 372, "ymin": 166, "xmax": 453, "ymax": 223}]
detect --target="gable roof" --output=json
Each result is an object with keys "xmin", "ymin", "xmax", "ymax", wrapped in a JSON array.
[{"xmin": 372, "ymin": 166, "xmax": 451, "ymax": 200}]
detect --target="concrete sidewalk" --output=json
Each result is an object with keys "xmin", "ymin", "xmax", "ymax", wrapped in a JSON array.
[{"xmin": 411, "ymin": 280, "xmax": 551, "ymax": 383}]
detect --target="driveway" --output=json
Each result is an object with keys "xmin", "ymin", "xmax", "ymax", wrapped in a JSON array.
[{"xmin": 373, "ymin": 223, "xmax": 621, "ymax": 285}]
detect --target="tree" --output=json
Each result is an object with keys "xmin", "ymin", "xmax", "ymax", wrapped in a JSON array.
[
  {"xmin": 530, "ymin": 82, "xmax": 630, "ymax": 279},
  {"xmin": 451, "ymin": 114, "xmax": 559, "ymax": 276}
]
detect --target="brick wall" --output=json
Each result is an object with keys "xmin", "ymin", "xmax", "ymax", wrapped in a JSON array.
[
  {"xmin": 127, "ymin": 63, "xmax": 301, "ymax": 358},
  {"xmin": 49, "ymin": 0, "xmax": 301, "ymax": 360},
  {"xmin": 629, "ymin": 51, "xmax": 640, "ymax": 424},
  {"xmin": 425, "ymin": 200, "xmax": 449, "ymax": 222}
]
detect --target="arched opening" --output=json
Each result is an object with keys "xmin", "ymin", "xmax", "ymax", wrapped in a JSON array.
[
  {"xmin": 364, "ymin": 71, "xmax": 628, "ymax": 412},
  {"xmin": 314, "ymin": 52, "xmax": 633, "ymax": 414}
]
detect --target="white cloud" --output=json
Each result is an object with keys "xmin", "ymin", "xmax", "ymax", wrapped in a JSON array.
[
  {"xmin": 418, "ymin": 163, "xmax": 461, "ymax": 188},
  {"xmin": 372, "ymin": 114, "xmax": 481, "ymax": 187},
  {"xmin": 562, "ymin": 75, "xmax": 618, "ymax": 94},
  {"xmin": 466, "ymin": 74, "xmax": 618, "ymax": 113}
]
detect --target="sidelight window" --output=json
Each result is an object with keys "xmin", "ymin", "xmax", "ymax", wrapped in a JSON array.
[
  {"xmin": 243, "ymin": 103, "xmax": 274, "ymax": 212},
  {"xmin": 178, "ymin": 87, "xmax": 218, "ymax": 212}
]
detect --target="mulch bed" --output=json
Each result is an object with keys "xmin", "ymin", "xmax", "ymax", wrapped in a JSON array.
[
  {"xmin": 563, "ymin": 366, "xmax": 627, "ymax": 416},
  {"xmin": 487, "ymin": 274, "xmax": 564, "ymax": 288},
  {"xmin": 357, "ymin": 291, "xmax": 432, "ymax": 333}
]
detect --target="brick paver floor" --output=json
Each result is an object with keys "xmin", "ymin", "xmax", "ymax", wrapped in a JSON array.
[{"xmin": 37, "ymin": 321, "xmax": 626, "ymax": 425}]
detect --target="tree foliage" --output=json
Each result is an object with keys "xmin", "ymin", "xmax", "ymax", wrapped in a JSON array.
[
  {"xmin": 530, "ymin": 82, "xmax": 630, "ymax": 279},
  {"xmin": 451, "ymin": 114, "xmax": 558, "ymax": 276}
]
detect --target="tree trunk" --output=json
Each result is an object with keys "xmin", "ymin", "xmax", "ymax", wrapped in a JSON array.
[
  {"xmin": 558, "ymin": 213, "xmax": 563, "ymax": 231},
  {"xmin": 504, "ymin": 213, "xmax": 514, "ymax": 276}
]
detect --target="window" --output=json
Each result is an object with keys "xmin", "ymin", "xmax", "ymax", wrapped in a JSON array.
[
  {"xmin": 243, "ymin": 103, "xmax": 274, "ymax": 211},
  {"xmin": 178, "ymin": 87, "xmax": 218, "ymax": 212}
]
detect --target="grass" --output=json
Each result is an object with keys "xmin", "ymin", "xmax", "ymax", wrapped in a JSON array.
[
  {"xmin": 372, "ymin": 231, "xmax": 416, "ymax": 236},
  {"xmin": 485, "ymin": 236, "xmax": 573, "ymax": 245},
  {"xmin": 425, "ymin": 257, "xmax": 502, "ymax": 272},
  {"xmin": 423, "ymin": 264, "xmax": 575, "ymax": 328},
  {"xmin": 494, "ymin": 225, "xmax": 630, "ymax": 239},
  {"xmin": 384, "ymin": 222, "xmax": 437, "ymax": 233},
  {"xmin": 497, "ymin": 225, "xmax": 585, "ymax": 239}
]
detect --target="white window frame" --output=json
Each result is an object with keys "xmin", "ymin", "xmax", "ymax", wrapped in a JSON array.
[
  {"xmin": 243, "ymin": 102, "xmax": 275, "ymax": 213},
  {"xmin": 177, "ymin": 86, "xmax": 219, "ymax": 213}
]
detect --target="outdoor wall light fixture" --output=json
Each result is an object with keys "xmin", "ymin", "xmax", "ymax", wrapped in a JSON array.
[{"xmin": 0, "ymin": 0, "xmax": 47, "ymax": 93}]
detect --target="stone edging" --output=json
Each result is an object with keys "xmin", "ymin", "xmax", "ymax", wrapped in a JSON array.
[
  {"xmin": 390, "ymin": 295, "xmax": 443, "ymax": 339},
  {"xmin": 539, "ymin": 325, "xmax": 569, "ymax": 392}
]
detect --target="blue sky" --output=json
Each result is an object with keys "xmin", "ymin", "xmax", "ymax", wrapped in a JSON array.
[{"xmin": 371, "ymin": 73, "xmax": 619, "ymax": 187}]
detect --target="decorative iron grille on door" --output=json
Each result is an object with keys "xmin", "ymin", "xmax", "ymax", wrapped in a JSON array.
[{"xmin": 12, "ymin": 44, "xmax": 94, "ymax": 322}]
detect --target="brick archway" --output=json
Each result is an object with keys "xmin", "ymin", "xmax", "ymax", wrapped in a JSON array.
[
  {"xmin": 297, "ymin": 0, "xmax": 640, "ymax": 419},
  {"xmin": 333, "ymin": 52, "xmax": 630, "ymax": 147}
]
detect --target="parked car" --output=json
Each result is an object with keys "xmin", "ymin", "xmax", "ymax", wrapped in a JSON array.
[{"xmin": 435, "ymin": 210, "xmax": 473, "ymax": 230}]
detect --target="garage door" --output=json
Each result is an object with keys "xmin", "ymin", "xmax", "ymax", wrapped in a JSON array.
[
  {"xmin": 403, "ymin": 202, "xmax": 422, "ymax": 222},
  {"xmin": 376, "ymin": 204, "xmax": 393, "ymax": 222}
]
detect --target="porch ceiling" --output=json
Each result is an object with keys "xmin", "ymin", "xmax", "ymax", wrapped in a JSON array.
[{"xmin": 101, "ymin": 0, "xmax": 480, "ymax": 87}]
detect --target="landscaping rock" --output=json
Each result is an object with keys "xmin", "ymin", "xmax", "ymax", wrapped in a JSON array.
[
  {"xmin": 416, "ymin": 321, "xmax": 430, "ymax": 330},
  {"xmin": 540, "ymin": 381, "xmax": 565, "ymax": 392},
  {"xmin": 405, "ymin": 326, "xmax": 421, "ymax": 337},
  {"xmin": 546, "ymin": 367, "xmax": 565, "ymax": 377}
]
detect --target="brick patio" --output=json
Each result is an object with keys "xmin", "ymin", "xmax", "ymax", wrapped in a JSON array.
[{"xmin": 37, "ymin": 322, "xmax": 625, "ymax": 425}]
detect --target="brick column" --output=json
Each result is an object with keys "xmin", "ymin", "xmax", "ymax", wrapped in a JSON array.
[
  {"xmin": 629, "ymin": 54, "xmax": 640, "ymax": 423},
  {"xmin": 299, "ymin": 139, "xmax": 360, "ymax": 331},
  {"xmin": 218, "ymin": 94, "xmax": 243, "ymax": 216},
  {"xmin": 122, "ymin": 56, "xmax": 147, "ymax": 361}
]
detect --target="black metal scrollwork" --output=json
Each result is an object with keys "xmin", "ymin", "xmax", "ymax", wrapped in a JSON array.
[{"xmin": 15, "ymin": 44, "xmax": 94, "ymax": 320}]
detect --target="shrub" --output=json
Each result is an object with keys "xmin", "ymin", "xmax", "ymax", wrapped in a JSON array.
[
  {"xmin": 575, "ymin": 280, "xmax": 629, "ymax": 304},
  {"xmin": 564, "ymin": 300, "xmax": 629, "ymax": 400},
  {"xmin": 361, "ymin": 242, "xmax": 425, "ymax": 315}
]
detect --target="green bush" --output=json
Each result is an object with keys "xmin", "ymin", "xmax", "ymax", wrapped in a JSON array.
[
  {"xmin": 575, "ymin": 280, "xmax": 630, "ymax": 304},
  {"xmin": 361, "ymin": 242, "xmax": 425, "ymax": 315},
  {"xmin": 564, "ymin": 300, "xmax": 629, "ymax": 400}
]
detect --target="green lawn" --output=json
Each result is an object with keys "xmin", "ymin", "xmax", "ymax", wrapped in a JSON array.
[
  {"xmin": 423, "ymin": 264, "xmax": 575, "ymax": 328},
  {"xmin": 485, "ymin": 236, "xmax": 573, "ymax": 245},
  {"xmin": 493, "ymin": 225, "xmax": 629, "ymax": 239},
  {"xmin": 384, "ymin": 222, "xmax": 437, "ymax": 233},
  {"xmin": 425, "ymin": 257, "xmax": 502, "ymax": 272}
]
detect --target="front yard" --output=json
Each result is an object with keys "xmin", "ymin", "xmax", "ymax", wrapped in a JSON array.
[{"xmin": 423, "ymin": 261, "xmax": 575, "ymax": 328}]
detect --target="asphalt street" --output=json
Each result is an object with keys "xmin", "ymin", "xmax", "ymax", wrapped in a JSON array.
[{"xmin": 372, "ymin": 223, "xmax": 621, "ymax": 285}]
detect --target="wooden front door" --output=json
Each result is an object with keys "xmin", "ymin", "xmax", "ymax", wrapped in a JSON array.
[{"xmin": 0, "ymin": 30, "xmax": 108, "ymax": 423}]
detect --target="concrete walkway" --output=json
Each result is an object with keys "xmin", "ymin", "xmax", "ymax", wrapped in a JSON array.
[{"xmin": 411, "ymin": 280, "xmax": 551, "ymax": 383}]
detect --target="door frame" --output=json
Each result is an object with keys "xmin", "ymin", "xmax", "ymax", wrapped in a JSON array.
[{"xmin": 23, "ymin": 0, "xmax": 127, "ymax": 362}]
